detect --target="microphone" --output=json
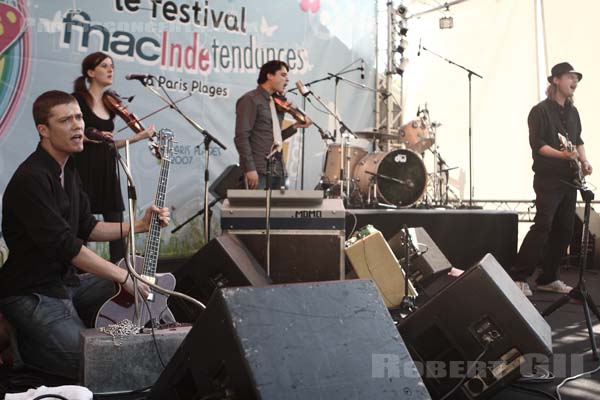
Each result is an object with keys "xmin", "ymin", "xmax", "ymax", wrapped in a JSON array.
[
  {"xmin": 360, "ymin": 59, "xmax": 365, "ymax": 80},
  {"xmin": 295, "ymin": 80, "xmax": 311, "ymax": 97},
  {"xmin": 125, "ymin": 73, "xmax": 155, "ymax": 81},
  {"xmin": 417, "ymin": 38, "xmax": 422, "ymax": 56}
]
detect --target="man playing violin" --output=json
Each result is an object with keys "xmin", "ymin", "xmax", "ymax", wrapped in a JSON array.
[
  {"xmin": 235, "ymin": 60, "xmax": 312, "ymax": 189},
  {"xmin": 72, "ymin": 52, "xmax": 155, "ymax": 262}
]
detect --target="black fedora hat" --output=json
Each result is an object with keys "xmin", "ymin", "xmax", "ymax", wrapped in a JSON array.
[{"xmin": 547, "ymin": 62, "xmax": 582, "ymax": 83}]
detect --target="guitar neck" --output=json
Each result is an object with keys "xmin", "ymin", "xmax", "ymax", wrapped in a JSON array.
[{"xmin": 142, "ymin": 157, "xmax": 171, "ymax": 277}]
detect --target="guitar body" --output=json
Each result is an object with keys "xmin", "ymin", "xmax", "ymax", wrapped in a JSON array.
[
  {"xmin": 557, "ymin": 132, "xmax": 585, "ymax": 184},
  {"xmin": 95, "ymin": 255, "xmax": 176, "ymax": 328}
]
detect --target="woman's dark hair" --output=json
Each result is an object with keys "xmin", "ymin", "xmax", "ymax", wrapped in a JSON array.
[
  {"xmin": 257, "ymin": 60, "xmax": 289, "ymax": 84},
  {"xmin": 73, "ymin": 51, "xmax": 112, "ymax": 107}
]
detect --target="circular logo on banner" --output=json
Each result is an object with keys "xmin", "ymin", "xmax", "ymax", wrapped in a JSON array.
[{"xmin": 0, "ymin": 1, "xmax": 28, "ymax": 138}]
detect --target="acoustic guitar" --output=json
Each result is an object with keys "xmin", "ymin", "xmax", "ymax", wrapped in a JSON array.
[{"xmin": 95, "ymin": 129, "xmax": 176, "ymax": 328}]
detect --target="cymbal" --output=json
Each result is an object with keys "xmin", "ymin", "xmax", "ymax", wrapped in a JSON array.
[{"xmin": 354, "ymin": 130, "xmax": 398, "ymax": 140}]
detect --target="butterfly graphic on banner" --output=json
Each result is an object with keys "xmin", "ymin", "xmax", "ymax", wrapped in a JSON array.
[
  {"xmin": 0, "ymin": 2, "xmax": 25, "ymax": 56},
  {"xmin": 260, "ymin": 16, "xmax": 278, "ymax": 37},
  {"xmin": 300, "ymin": 0, "xmax": 320, "ymax": 13}
]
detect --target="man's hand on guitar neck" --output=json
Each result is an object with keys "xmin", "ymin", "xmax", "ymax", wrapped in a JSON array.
[
  {"xmin": 561, "ymin": 148, "xmax": 579, "ymax": 161},
  {"xmin": 136, "ymin": 205, "xmax": 170, "ymax": 233}
]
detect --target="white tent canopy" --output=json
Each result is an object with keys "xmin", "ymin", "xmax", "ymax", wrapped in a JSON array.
[{"xmin": 393, "ymin": 0, "xmax": 599, "ymax": 200}]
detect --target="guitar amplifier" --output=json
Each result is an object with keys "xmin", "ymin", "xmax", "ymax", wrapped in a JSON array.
[
  {"xmin": 221, "ymin": 197, "xmax": 345, "ymax": 283},
  {"xmin": 345, "ymin": 227, "xmax": 417, "ymax": 308}
]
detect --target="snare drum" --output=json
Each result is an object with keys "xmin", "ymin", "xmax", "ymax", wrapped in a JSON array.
[
  {"xmin": 322, "ymin": 143, "xmax": 367, "ymax": 184},
  {"xmin": 353, "ymin": 149, "xmax": 427, "ymax": 207}
]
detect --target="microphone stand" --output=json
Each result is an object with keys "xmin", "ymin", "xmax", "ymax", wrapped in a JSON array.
[
  {"xmin": 117, "ymin": 141, "xmax": 141, "ymax": 327},
  {"xmin": 399, "ymin": 225, "xmax": 416, "ymax": 314},
  {"xmin": 287, "ymin": 67, "xmax": 363, "ymax": 193},
  {"xmin": 135, "ymin": 79, "xmax": 227, "ymax": 243},
  {"xmin": 171, "ymin": 198, "xmax": 221, "ymax": 234},
  {"xmin": 421, "ymin": 45, "xmax": 483, "ymax": 208},
  {"xmin": 264, "ymin": 147, "xmax": 280, "ymax": 277},
  {"xmin": 297, "ymin": 86, "xmax": 356, "ymax": 203},
  {"xmin": 542, "ymin": 182, "xmax": 600, "ymax": 360}
]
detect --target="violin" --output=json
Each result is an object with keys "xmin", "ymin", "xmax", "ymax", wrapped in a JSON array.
[
  {"xmin": 101, "ymin": 90, "xmax": 160, "ymax": 158},
  {"xmin": 102, "ymin": 90, "xmax": 146, "ymax": 134},
  {"xmin": 272, "ymin": 92, "xmax": 307, "ymax": 125},
  {"xmin": 273, "ymin": 92, "xmax": 334, "ymax": 141}
]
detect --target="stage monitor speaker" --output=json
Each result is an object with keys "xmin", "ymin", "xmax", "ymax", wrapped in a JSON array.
[
  {"xmin": 397, "ymin": 253, "xmax": 552, "ymax": 400},
  {"xmin": 149, "ymin": 280, "xmax": 431, "ymax": 400},
  {"xmin": 571, "ymin": 206, "xmax": 600, "ymax": 270},
  {"xmin": 388, "ymin": 226, "xmax": 453, "ymax": 288},
  {"xmin": 168, "ymin": 233, "xmax": 271, "ymax": 322},
  {"xmin": 209, "ymin": 164, "xmax": 243, "ymax": 199}
]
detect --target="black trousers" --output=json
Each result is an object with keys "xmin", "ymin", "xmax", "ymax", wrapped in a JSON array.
[
  {"xmin": 511, "ymin": 175, "xmax": 577, "ymax": 284},
  {"xmin": 103, "ymin": 211, "xmax": 126, "ymax": 263}
]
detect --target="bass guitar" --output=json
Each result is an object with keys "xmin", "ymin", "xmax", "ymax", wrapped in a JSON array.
[{"xmin": 95, "ymin": 129, "xmax": 176, "ymax": 328}]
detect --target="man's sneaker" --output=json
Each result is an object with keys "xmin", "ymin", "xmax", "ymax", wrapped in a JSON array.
[
  {"xmin": 537, "ymin": 280, "xmax": 573, "ymax": 294},
  {"xmin": 514, "ymin": 281, "xmax": 533, "ymax": 297}
]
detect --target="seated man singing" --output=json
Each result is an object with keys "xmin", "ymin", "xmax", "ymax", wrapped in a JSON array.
[{"xmin": 0, "ymin": 90, "xmax": 169, "ymax": 381}]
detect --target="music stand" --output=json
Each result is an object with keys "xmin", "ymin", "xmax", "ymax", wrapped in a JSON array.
[{"xmin": 542, "ymin": 186, "xmax": 600, "ymax": 360}]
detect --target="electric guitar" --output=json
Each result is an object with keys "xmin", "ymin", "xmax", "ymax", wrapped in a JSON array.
[
  {"xmin": 95, "ymin": 129, "xmax": 176, "ymax": 328},
  {"xmin": 557, "ymin": 132, "xmax": 585, "ymax": 185}
]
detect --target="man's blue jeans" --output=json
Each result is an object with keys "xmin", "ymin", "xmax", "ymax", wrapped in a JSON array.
[{"xmin": 0, "ymin": 274, "xmax": 115, "ymax": 380}]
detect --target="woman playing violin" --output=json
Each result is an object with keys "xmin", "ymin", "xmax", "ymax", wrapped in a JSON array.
[{"xmin": 72, "ymin": 51, "xmax": 155, "ymax": 262}]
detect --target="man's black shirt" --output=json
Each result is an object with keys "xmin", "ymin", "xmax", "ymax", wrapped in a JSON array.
[
  {"xmin": 0, "ymin": 145, "xmax": 98, "ymax": 299},
  {"xmin": 529, "ymin": 98, "xmax": 583, "ymax": 179}
]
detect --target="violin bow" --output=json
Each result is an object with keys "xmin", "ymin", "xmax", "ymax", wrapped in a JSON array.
[{"xmin": 115, "ymin": 93, "xmax": 193, "ymax": 134}]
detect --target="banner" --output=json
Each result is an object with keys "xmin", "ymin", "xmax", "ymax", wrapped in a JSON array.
[{"xmin": 0, "ymin": 0, "xmax": 376, "ymax": 255}]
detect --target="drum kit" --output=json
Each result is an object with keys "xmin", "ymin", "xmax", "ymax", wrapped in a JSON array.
[{"xmin": 320, "ymin": 105, "xmax": 458, "ymax": 208}]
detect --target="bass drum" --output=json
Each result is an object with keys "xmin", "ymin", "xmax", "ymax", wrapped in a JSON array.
[{"xmin": 353, "ymin": 149, "xmax": 427, "ymax": 207}]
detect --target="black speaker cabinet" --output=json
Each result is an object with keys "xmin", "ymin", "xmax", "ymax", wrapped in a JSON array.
[
  {"xmin": 149, "ymin": 280, "xmax": 431, "ymax": 400},
  {"xmin": 570, "ymin": 206, "xmax": 600, "ymax": 270},
  {"xmin": 397, "ymin": 254, "xmax": 552, "ymax": 400},
  {"xmin": 236, "ymin": 232, "xmax": 344, "ymax": 283},
  {"xmin": 168, "ymin": 233, "xmax": 271, "ymax": 322},
  {"xmin": 209, "ymin": 164, "xmax": 243, "ymax": 198},
  {"xmin": 388, "ymin": 226, "xmax": 453, "ymax": 288}
]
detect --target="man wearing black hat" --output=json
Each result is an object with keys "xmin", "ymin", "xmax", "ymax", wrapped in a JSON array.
[{"xmin": 512, "ymin": 62, "xmax": 593, "ymax": 297}]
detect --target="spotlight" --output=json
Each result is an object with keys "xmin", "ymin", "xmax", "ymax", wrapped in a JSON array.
[
  {"xmin": 398, "ymin": 21, "xmax": 408, "ymax": 35},
  {"xmin": 439, "ymin": 16, "xmax": 453, "ymax": 29},
  {"xmin": 439, "ymin": 4, "xmax": 453, "ymax": 29},
  {"xmin": 396, "ymin": 5, "xmax": 407, "ymax": 16},
  {"xmin": 395, "ymin": 38, "xmax": 409, "ymax": 54},
  {"xmin": 395, "ymin": 57, "xmax": 409, "ymax": 75}
]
